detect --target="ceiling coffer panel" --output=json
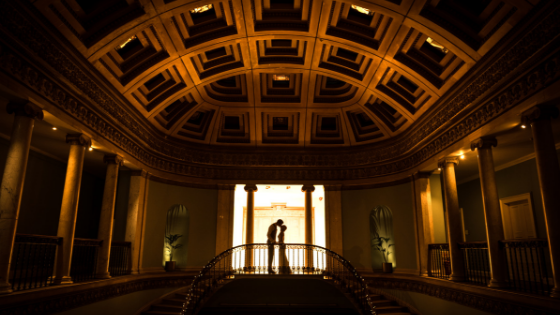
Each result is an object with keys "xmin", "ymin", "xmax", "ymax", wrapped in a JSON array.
[
  {"xmin": 243, "ymin": 0, "xmax": 321, "ymax": 36},
  {"xmin": 249, "ymin": 36, "xmax": 315, "ymax": 69}
]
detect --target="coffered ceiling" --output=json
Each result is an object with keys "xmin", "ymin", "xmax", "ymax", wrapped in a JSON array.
[{"xmin": 33, "ymin": 0, "xmax": 536, "ymax": 148}]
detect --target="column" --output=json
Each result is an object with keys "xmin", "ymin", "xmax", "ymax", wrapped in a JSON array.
[
  {"xmin": 0, "ymin": 102, "xmax": 43, "ymax": 294},
  {"xmin": 215, "ymin": 184, "xmax": 235, "ymax": 255},
  {"xmin": 438, "ymin": 157, "xmax": 465, "ymax": 282},
  {"xmin": 125, "ymin": 170, "xmax": 148, "ymax": 275},
  {"xmin": 522, "ymin": 105, "xmax": 560, "ymax": 298},
  {"xmin": 244, "ymin": 184, "xmax": 257, "ymax": 269},
  {"xmin": 96, "ymin": 155, "xmax": 123, "ymax": 279},
  {"xmin": 52, "ymin": 134, "xmax": 90, "ymax": 284},
  {"xmin": 302, "ymin": 185, "xmax": 315, "ymax": 271},
  {"xmin": 471, "ymin": 137, "xmax": 508, "ymax": 288},
  {"xmin": 324, "ymin": 185, "xmax": 343, "ymax": 255},
  {"xmin": 412, "ymin": 172, "xmax": 434, "ymax": 277}
]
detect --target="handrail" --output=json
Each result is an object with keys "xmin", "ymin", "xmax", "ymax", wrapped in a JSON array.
[{"xmin": 182, "ymin": 243, "xmax": 375, "ymax": 315}]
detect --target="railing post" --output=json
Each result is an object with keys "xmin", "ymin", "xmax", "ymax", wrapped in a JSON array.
[
  {"xmin": 522, "ymin": 105, "xmax": 560, "ymax": 298},
  {"xmin": 302, "ymin": 185, "xmax": 315, "ymax": 272},
  {"xmin": 244, "ymin": 184, "xmax": 257, "ymax": 271},
  {"xmin": 0, "ymin": 103, "xmax": 43, "ymax": 294},
  {"xmin": 53, "ymin": 134, "xmax": 90, "ymax": 285},
  {"xmin": 471, "ymin": 137, "xmax": 508, "ymax": 288},
  {"xmin": 438, "ymin": 157, "xmax": 465, "ymax": 282}
]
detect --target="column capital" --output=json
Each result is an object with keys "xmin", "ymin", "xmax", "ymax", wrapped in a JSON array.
[
  {"xmin": 244, "ymin": 184, "xmax": 258, "ymax": 192},
  {"xmin": 413, "ymin": 172, "xmax": 432, "ymax": 180},
  {"xmin": 301, "ymin": 185, "xmax": 315, "ymax": 193},
  {"xmin": 438, "ymin": 157, "xmax": 459, "ymax": 168},
  {"xmin": 130, "ymin": 170, "xmax": 148, "ymax": 178},
  {"xmin": 6, "ymin": 102, "xmax": 44, "ymax": 120},
  {"xmin": 66, "ymin": 134, "xmax": 91, "ymax": 147},
  {"xmin": 522, "ymin": 105, "xmax": 559, "ymax": 124},
  {"xmin": 471, "ymin": 137, "xmax": 497, "ymax": 151},
  {"xmin": 324, "ymin": 184, "xmax": 342, "ymax": 191},
  {"xmin": 103, "ymin": 154, "xmax": 124, "ymax": 166},
  {"xmin": 218, "ymin": 184, "xmax": 236, "ymax": 190}
]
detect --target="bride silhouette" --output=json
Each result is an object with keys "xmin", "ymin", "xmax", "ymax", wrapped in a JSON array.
[{"xmin": 278, "ymin": 225, "xmax": 292, "ymax": 274}]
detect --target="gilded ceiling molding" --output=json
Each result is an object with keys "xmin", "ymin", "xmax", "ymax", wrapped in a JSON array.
[{"xmin": 0, "ymin": 1, "xmax": 558, "ymax": 182}]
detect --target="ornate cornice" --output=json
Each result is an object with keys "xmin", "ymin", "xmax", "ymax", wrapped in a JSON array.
[
  {"xmin": 522, "ymin": 104, "xmax": 560, "ymax": 124},
  {"xmin": 66, "ymin": 133, "xmax": 90, "ymax": 147},
  {"xmin": 366, "ymin": 276, "xmax": 560, "ymax": 315},
  {"xmin": 0, "ymin": 1, "xmax": 559, "ymax": 181},
  {"xmin": 6, "ymin": 102, "xmax": 43, "ymax": 119},
  {"xmin": 471, "ymin": 137, "xmax": 498, "ymax": 151}
]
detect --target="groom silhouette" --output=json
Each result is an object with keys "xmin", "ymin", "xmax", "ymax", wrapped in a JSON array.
[{"xmin": 266, "ymin": 219, "xmax": 284, "ymax": 274}]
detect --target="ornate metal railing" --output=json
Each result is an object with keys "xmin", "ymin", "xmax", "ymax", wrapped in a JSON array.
[
  {"xmin": 500, "ymin": 239, "xmax": 552, "ymax": 296},
  {"xmin": 458, "ymin": 241, "xmax": 490, "ymax": 286},
  {"xmin": 427, "ymin": 243, "xmax": 450, "ymax": 279},
  {"xmin": 10, "ymin": 234, "xmax": 61, "ymax": 291},
  {"xmin": 109, "ymin": 241, "xmax": 131, "ymax": 277},
  {"xmin": 71, "ymin": 238, "xmax": 102, "ymax": 282},
  {"xmin": 182, "ymin": 243, "xmax": 375, "ymax": 315}
]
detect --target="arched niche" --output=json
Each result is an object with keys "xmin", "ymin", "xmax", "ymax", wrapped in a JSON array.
[
  {"xmin": 369, "ymin": 205, "xmax": 395, "ymax": 269},
  {"xmin": 162, "ymin": 204, "xmax": 189, "ymax": 267}
]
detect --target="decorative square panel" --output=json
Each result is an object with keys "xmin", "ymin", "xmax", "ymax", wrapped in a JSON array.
[
  {"xmin": 248, "ymin": 36, "xmax": 315, "ymax": 69},
  {"xmin": 362, "ymin": 94, "xmax": 409, "ymax": 133},
  {"xmin": 312, "ymin": 40, "xmax": 380, "ymax": 86},
  {"xmin": 309, "ymin": 74, "xmax": 363, "ymax": 107},
  {"xmin": 161, "ymin": 0, "xmax": 246, "ymax": 55},
  {"xmin": 369, "ymin": 62, "xmax": 436, "ymax": 117},
  {"xmin": 125, "ymin": 61, "xmax": 194, "ymax": 114},
  {"xmin": 345, "ymin": 107, "xmax": 386, "ymax": 143},
  {"xmin": 242, "ymin": 0, "xmax": 321, "ymax": 37},
  {"xmin": 385, "ymin": 24, "xmax": 473, "ymax": 93},
  {"xmin": 211, "ymin": 110, "xmax": 253, "ymax": 144},
  {"xmin": 260, "ymin": 111, "xmax": 301, "ymax": 144},
  {"xmin": 201, "ymin": 74, "xmax": 254, "ymax": 106},
  {"xmin": 182, "ymin": 40, "xmax": 250, "ymax": 84},
  {"xmin": 256, "ymin": 71, "xmax": 309, "ymax": 105},
  {"xmin": 307, "ymin": 111, "xmax": 349, "ymax": 145},
  {"xmin": 151, "ymin": 91, "xmax": 201, "ymax": 131},
  {"xmin": 92, "ymin": 22, "xmax": 176, "ymax": 90},
  {"xmin": 318, "ymin": 1, "xmax": 403, "ymax": 56},
  {"xmin": 174, "ymin": 104, "xmax": 218, "ymax": 142}
]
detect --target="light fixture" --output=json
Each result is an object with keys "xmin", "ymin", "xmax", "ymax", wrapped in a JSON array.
[
  {"xmin": 351, "ymin": 5, "xmax": 373, "ymax": 15},
  {"xmin": 52, "ymin": 127, "xmax": 57, "ymax": 130},
  {"xmin": 438, "ymin": 167, "xmax": 441, "ymax": 171},
  {"xmin": 521, "ymin": 124, "xmax": 527, "ymax": 129},
  {"xmin": 460, "ymin": 154, "xmax": 465, "ymax": 160},
  {"xmin": 190, "ymin": 4, "xmax": 212, "ymax": 14},
  {"xmin": 273, "ymin": 74, "xmax": 289, "ymax": 81},
  {"xmin": 89, "ymin": 147, "xmax": 93, "ymax": 151},
  {"xmin": 426, "ymin": 37, "xmax": 449, "ymax": 54},
  {"xmin": 118, "ymin": 35, "xmax": 137, "ymax": 50}
]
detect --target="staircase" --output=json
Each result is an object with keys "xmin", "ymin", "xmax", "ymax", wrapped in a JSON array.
[
  {"xmin": 367, "ymin": 291, "xmax": 413, "ymax": 314},
  {"xmin": 139, "ymin": 287, "xmax": 190, "ymax": 315}
]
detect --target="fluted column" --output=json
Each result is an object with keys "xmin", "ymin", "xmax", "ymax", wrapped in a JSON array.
[
  {"xmin": 438, "ymin": 157, "xmax": 465, "ymax": 282},
  {"xmin": 53, "ymin": 134, "xmax": 90, "ymax": 284},
  {"xmin": 125, "ymin": 170, "xmax": 148, "ymax": 275},
  {"xmin": 302, "ymin": 185, "xmax": 315, "ymax": 271},
  {"xmin": 412, "ymin": 172, "xmax": 434, "ymax": 277},
  {"xmin": 0, "ymin": 103, "xmax": 43, "ymax": 294},
  {"xmin": 522, "ymin": 105, "xmax": 560, "ymax": 298},
  {"xmin": 244, "ymin": 184, "xmax": 257, "ymax": 268},
  {"xmin": 96, "ymin": 155, "xmax": 123, "ymax": 279},
  {"xmin": 471, "ymin": 137, "xmax": 508, "ymax": 288}
]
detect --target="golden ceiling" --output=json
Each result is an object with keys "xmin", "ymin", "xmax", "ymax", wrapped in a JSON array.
[{"xmin": 33, "ymin": 0, "xmax": 535, "ymax": 148}]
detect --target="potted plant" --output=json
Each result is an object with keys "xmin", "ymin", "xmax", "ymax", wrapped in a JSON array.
[
  {"xmin": 372, "ymin": 236, "xmax": 394, "ymax": 273},
  {"xmin": 165, "ymin": 234, "xmax": 183, "ymax": 271}
]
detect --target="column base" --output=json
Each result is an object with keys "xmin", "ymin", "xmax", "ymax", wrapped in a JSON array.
[
  {"xmin": 129, "ymin": 271, "xmax": 139, "ymax": 275},
  {"xmin": 449, "ymin": 274, "xmax": 465, "ymax": 282},
  {"xmin": 487, "ymin": 279, "xmax": 509, "ymax": 288},
  {"xmin": 51, "ymin": 276, "xmax": 73, "ymax": 285},
  {"xmin": 0, "ymin": 283, "xmax": 13, "ymax": 295},
  {"xmin": 96, "ymin": 272, "xmax": 112, "ymax": 279},
  {"xmin": 551, "ymin": 287, "xmax": 560, "ymax": 299}
]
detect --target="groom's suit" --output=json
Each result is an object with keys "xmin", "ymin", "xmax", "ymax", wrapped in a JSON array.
[{"xmin": 267, "ymin": 223, "xmax": 278, "ymax": 272}]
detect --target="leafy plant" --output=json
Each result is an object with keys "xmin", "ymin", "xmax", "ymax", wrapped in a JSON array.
[
  {"xmin": 165, "ymin": 234, "xmax": 183, "ymax": 262},
  {"xmin": 372, "ymin": 236, "xmax": 393, "ymax": 263}
]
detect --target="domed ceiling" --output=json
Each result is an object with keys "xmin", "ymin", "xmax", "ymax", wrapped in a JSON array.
[{"xmin": 34, "ymin": 0, "xmax": 534, "ymax": 148}]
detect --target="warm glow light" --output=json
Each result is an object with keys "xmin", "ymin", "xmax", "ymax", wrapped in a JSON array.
[
  {"xmin": 521, "ymin": 124, "xmax": 527, "ymax": 129},
  {"xmin": 118, "ymin": 36, "xmax": 137, "ymax": 49},
  {"xmin": 52, "ymin": 127, "xmax": 57, "ymax": 130},
  {"xmin": 273, "ymin": 74, "xmax": 290, "ymax": 81},
  {"xmin": 438, "ymin": 167, "xmax": 441, "ymax": 171},
  {"xmin": 190, "ymin": 4, "xmax": 212, "ymax": 14},
  {"xmin": 460, "ymin": 154, "xmax": 465, "ymax": 160},
  {"xmin": 426, "ymin": 37, "xmax": 449, "ymax": 54},
  {"xmin": 89, "ymin": 147, "xmax": 93, "ymax": 151},
  {"xmin": 351, "ymin": 4, "xmax": 373, "ymax": 15}
]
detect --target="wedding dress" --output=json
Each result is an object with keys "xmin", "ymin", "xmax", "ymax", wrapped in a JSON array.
[{"xmin": 277, "ymin": 231, "xmax": 292, "ymax": 274}]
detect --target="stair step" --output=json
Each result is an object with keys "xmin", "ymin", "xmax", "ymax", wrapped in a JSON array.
[
  {"xmin": 151, "ymin": 304, "xmax": 183, "ymax": 312},
  {"xmin": 175, "ymin": 292, "xmax": 189, "ymax": 299},
  {"xmin": 162, "ymin": 298, "xmax": 185, "ymax": 306},
  {"xmin": 142, "ymin": 311, "xmax": 181, "ymax": 315},
  {"xmin": 367, "ymin": 294, "xmax": 384, "ymax": 301},
  {"xmin": 375, "ymin": 306, "xmax": 407, "ymax": 314},
  {"xmin": 370, "ymin": 300, "xmax": 394, "ymax": 307}
]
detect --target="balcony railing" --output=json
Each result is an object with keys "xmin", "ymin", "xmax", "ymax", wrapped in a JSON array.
[
  {"xmin": 9, "ymin": 234, "xmax": 61, "ymax": 291},
  {"xmin": 500, "ymin": 239, "xmax": 552, "ymax": 296},
  {"xmin": 109, "ymin": 241, "xmax": 131, "ymax": 277},
  {"xmin": 71, "ymin": 238, "xmax": 102, "ymax": 282},
  {"xmin": 427, "ymin": 243, "xmax": 450, "ymax": 279},
  {"xmin": 183, "ymin": 243, "xmax": 375, "ymax": 315},
  {"xmin": 458, "ymin": 241, "xmax": 490, "ymax": 286}
]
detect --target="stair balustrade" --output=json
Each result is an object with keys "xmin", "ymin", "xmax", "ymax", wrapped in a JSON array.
[{"xmin": 183, "ymin": 243, "xmax": 375, "ymax": 315}]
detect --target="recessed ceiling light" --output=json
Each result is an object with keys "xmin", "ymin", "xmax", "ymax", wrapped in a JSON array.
[
  {"xmin": 460, "ymin": 154, "xmax": 465, "ymax": 159},
  {"xmin": 521, "ymin": 124, "xmax": 527, "ymax": 129},
  {"xmin": 89, "ymin": 147, "xmax": 93, "ymax": 151},
  {"xmin": 438, "ymin": 167, "xmax": 441, "ymax": 171},
  {"xmin": 52, "ymin": 127, "xmax": 57, "ymax": 130}
]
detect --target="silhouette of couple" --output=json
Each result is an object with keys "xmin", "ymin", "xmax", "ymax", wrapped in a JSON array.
[{"xmin": 266, "ymin": 219, "xmax": 291, "ymax": 274}]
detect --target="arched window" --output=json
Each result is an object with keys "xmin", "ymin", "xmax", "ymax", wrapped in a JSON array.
[
  {"xmin": 163, "ymin": 204, "xmax": 189, "ymax": 267},
  {"xmin": 369, "ymin": 205, "xmax": 395, "ymax": 268}
]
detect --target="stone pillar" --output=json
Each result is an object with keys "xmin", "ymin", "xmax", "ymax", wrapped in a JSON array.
[
  {"xmin": 522, "ymin": 105, "xmax": 560, "ymax": 298},
  {"xmin": 0, "ymin": 103, "xmax": 43, "ymax": 294},
  {"xmin": 438, "ymin": 157, "xmax": 465, "ymax": 282},
  {"xmin": 53, "ymin": 134, "xmax": 90, "ymax": 284},
  {"xmin": 216, "ymin": 184, "xmax": 235, "ymax": 255},
  {"xmin": 244, "ymin": 184, "xmax": 257, "ymax": 268},
  {"xmin": 125, "ymin": 170, "xmax": 148, "ymax": 275},
  {"xmin": 302, "ymin": 185, "xmax": 315, "ymax": 271},
  {"xmin": 471, "ymin": 137, "xmax": 508, "ymax": 288},
  {"xmin": 96, "ymin": 155, "xmax": 123, "ymax": 279},
  {"xmin": 324, "ymin": 185, "xmax": 343, "ymax": 255},
  {"xmin": 412, "ymin": 172, "xmax": 434, "ymax": 277}
]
